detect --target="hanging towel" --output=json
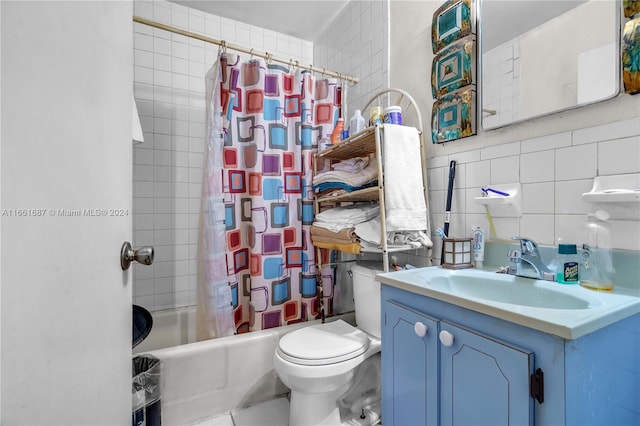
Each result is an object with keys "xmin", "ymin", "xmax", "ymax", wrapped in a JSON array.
[{"xmin": 382, "ymin": 124, "xmax": 428, "ymax": 232}]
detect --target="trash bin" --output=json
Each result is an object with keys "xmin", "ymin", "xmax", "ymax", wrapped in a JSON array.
[{"xmin": 132, "ymin": 355, "xmax": 162, "ymax": 426}]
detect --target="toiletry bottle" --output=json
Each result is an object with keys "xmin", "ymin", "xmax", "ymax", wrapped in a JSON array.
[
  {"xmin": 349, "ymin": 109, "xmax": 366, "ymax": 135},
  {"xmin": 383, "ymin": 105, "xmax": 403, "ymax": 125},
  {"xmin": 556, "ymin": 243, "xmax": 579, "ymax": 284},
  {"xmin": 471, "ymin": 226, "xmax": 485, "ymax": 268},
  {"xmin": 369, "ymin": 106, "xmax": 383, "ymax": 126},
  {"xmin": 331, "ymin": 118, "xmax": 344, "ymax": 144},
  {"xmin": 580, "ymin": 210, "xmax": 615, "ymax": 291}
]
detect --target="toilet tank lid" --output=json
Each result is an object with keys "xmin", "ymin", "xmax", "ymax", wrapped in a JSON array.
[
  {"xmin": 351, "ymin": 261, "xmax": 384, "ymax": 276},
  {"xmin": 277, "ymin": 320, "xmax": 369, "ymax": 365}
]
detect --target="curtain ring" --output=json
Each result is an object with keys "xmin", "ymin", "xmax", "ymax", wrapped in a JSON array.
[
  {"xmin": 249, "ymin": 48, "xmax": 254, "ymax": 59},
  {"xmin": 220, "ymin": 40, "xmax": 227, "ymax": 54}
]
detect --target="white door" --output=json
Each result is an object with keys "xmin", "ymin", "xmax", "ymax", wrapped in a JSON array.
[{"xmin": 1, "ymin": 1, "xmax": 132, "ymax": 423}]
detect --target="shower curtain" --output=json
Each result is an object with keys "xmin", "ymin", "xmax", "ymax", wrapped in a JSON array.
[{"xmin": 197, "ymin": 52, "xmax": 341, "ymax": 339}]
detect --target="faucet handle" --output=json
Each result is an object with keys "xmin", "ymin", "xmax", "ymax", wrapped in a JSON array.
[
  {"xmin": 511, "ymin": 237, "xmax": 539, "ymax": 256},
  {"xmin": 507, "ymin": 249, "xmax": 521, "ymax": 262}
]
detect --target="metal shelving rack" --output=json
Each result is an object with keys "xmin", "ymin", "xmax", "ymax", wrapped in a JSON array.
[{"xmin": 312, "ymin": 89, "xmax": 431, "ymax": 320}]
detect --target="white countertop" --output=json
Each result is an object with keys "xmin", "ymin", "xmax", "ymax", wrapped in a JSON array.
[{"xmin": 376, "ymin": 266, "xmax": 640, "ymax": 340}]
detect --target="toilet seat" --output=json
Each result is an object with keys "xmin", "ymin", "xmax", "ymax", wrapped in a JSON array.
[{"xmin": 277, "ymin": 320, "xmax": 370, "ymax": 366}]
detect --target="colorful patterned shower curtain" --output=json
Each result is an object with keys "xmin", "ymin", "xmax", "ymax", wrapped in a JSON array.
[{"xmin": 197, "ymin": 52, "xmax": 340, "ymax": 339}]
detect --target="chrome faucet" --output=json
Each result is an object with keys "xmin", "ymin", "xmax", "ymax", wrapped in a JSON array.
[{"xmin": 507, "ymin": 237, "xmax": 555, "ymax": 281}]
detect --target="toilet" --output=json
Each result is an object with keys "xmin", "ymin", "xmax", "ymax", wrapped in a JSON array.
[{"xmin": 273, "ymin": 263, "xmax": 383, "ymax": 426}]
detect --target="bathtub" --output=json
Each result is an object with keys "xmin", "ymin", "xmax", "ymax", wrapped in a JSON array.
[
  {"xmin": 136, "ymin": 307, "xmax": 356, "ymax": 425},
  {"xmin": 134, "ymin": 306, "xmax": 197, "ymax": 353}
]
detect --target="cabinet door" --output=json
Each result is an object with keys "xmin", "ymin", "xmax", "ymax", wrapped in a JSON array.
[
  {"xmin": 382, "ymin": 300, "xmax": 439, "ymax": 426},
  {"xmin": 439, "ymin": 321, "xmax": 534, "ymax": 426}
]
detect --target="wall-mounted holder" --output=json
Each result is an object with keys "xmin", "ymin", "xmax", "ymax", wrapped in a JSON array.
[
  {"xmin": 582, "ymin": 174, "xmax": 640, "ymax": 220},
  {"xmin": 474, "ymin": 183, "xmax": 522, "ymax": 217},
  {"xmin": 582, "ymin": 174, "xmax": 640, "ymax": 203}
]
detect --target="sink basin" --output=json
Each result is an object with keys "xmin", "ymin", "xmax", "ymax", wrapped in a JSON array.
[
  {"xmin": 377, "ymin": 266, "xmax": 640, "ymax": 340},
  {"xmin": 428, "ymin": 273, "xmax": 600, "ymax": 310}
]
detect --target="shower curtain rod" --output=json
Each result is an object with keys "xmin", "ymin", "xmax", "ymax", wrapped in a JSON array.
[{"xmin": 133, "ymin": 16, "xmax": 359, "ymax": 84}]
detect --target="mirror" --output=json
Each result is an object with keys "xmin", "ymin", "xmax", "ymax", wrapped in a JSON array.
[{"xmin": 480, "ymin": 0, "xmax": 620, "ymax": 129}]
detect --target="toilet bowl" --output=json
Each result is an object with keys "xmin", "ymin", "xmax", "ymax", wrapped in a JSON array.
[{"xmin": 273, "ymin": 263, "xmax": 383, "ymax": 426}]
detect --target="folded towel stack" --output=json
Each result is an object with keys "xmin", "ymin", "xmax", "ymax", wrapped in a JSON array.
[
  {"xmin": 313, "ymin": 203, "xmax": 380, "ymax": 232},
  {"xmin": 311, "ymin": 203, "xmax": 380, "ymax": 254},
  {"xmin": 312, "ymin": 158, "xmax": 378, "ymax": 197}
]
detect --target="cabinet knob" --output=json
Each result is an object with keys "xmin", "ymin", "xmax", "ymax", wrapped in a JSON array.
[
  {"xmin": 414, "ymin": 322, "xmax": 428, "ymax": 337},
  {"xmin": 439, "ymin": 330, "xmax": 454, "ymax": 347}
]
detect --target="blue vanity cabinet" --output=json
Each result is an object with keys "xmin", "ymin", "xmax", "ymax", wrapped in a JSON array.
[
  {"xmin": 383, "ymin": 299, "xmax": 534, "ymax": 426},
  {"xmin": 382, "ymin": 301, "xmax": 439, "ymax": 425},
  {"xmin": 439, "ymin": 320, "xmax": 534, "ymax": 425},
  {"xmin": 381, "ymin": 283, "xmax": 640, "ymax": 426}
]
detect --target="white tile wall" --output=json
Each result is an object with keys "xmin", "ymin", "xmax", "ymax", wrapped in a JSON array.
[
  {"xmin": 132, "ymin": 0, "xmax": 313, "ymax": 311},
  {"xmin": 428, "ymin": 118, "xmax": 640, "ymax": 257},
  {"xmin": 314, "ymin": 0, "xmax": 389, "ymax": 122},
  {"xmin": 482, "ymin": 39, "xmax": 520, "ymax": 129}
]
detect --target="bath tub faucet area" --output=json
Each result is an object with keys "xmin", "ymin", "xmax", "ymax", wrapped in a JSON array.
[{"xmin": 507, "ymin": 237, "xmax": 555, "ymax": 281}]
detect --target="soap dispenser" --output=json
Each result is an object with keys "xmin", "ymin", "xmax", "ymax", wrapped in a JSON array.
[{"xmin": 580, "ymin": 210, "xmax": 615, "ymax": 292}]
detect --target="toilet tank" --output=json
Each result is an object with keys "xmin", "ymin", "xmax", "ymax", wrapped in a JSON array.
[{"xmin": 351, "ymin": 262, "xmax": 383, "ymax": 339}]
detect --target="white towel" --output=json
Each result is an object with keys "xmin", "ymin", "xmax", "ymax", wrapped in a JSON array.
[
  {"xmin": 313, "ymin": 204, "xmax": 380, "ymax": 233},
  {"xmin": 313, "ymin": 160, "xmax": 378, "ymax": 187},
  {"xmin": 382, "ymin": 124, "xmax": 428, "ymax": 232}
]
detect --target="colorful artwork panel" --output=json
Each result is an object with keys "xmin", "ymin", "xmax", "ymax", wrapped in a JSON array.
[
  {"xmin": 432, "ymin": 0, "xmax": 475, "ymax": 53},
  {"xmin": 432, "ymin": 38, "xmax": 475, "ymax": 98},
  {"xmin": 623, "ymin": 17, "xmax": 640, "ymax": 94},
  {"xmin": 431, "ymin": 88, "xmax": 476, "ymax": 144},
  {"xmin": 624, "ymin": 0, "xmax": 640, "ymax": 18}
]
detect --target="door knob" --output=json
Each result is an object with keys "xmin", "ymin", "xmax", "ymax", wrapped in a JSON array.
[
  {"xmin": 439, "ymin": 330, "xmax": 454, "ymax": 347},
  {"xmin": 121, "ymin": 241, "xmax": 154, "ymax": 270},
  {"xmin": 414, "ymin": 322, "xmax": 428, "ymax": 337}
]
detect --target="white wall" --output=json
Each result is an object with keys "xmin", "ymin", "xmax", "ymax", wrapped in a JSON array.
[
  {"xmin": 390, "ymin": 1, "xmax": 640, "ymax": 262},
  {"xmin": 132, "ymin": 0, "xmax": 313, "ymax": 312},
  {"xmin": 314, "ymin": 0, "xmax": 389, "ymax": 123},
  {"xmin": 1, "ymin": 1, "xmax": 132, "ymax": 422}
]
